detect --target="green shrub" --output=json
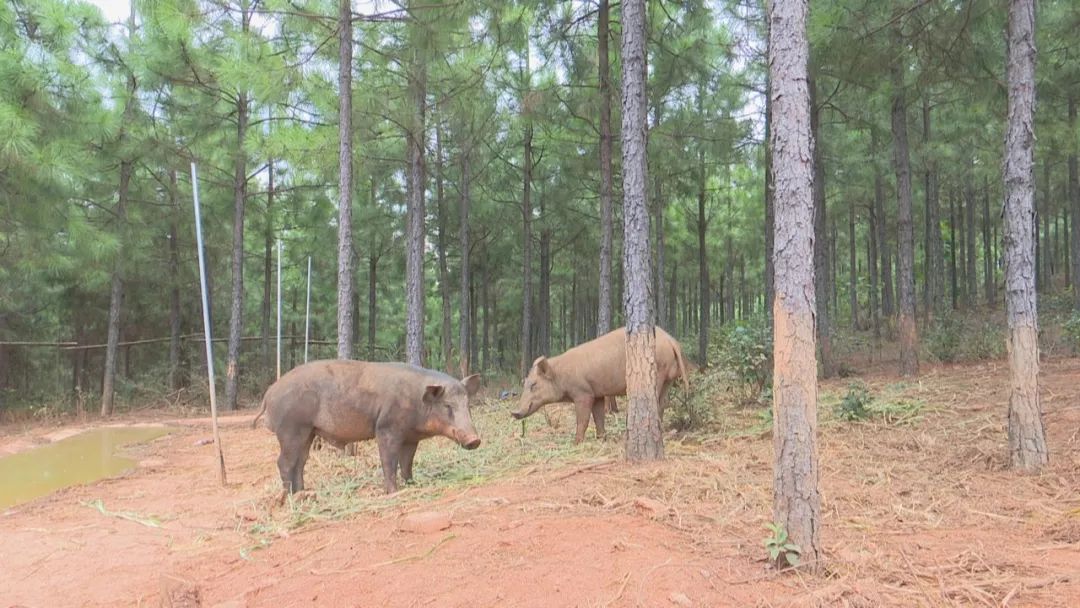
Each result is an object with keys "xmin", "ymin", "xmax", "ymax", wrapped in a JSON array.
[
  {"xmin": 926, "ymin": 314, "xmax": 962, "ymax": 363},
  {"xmin": 1063, "ymin": 312, "xmax": 1080, "ymax": 352},
  {"xmin": 709, "ymin": 317, "xmax": 772, "ymax": 405},
  {"xmin": 926, "ymin": 314, "xmax": 1004, "ymax": 363},
  {"xmin": 835, "ymin": 381, "xmax": 872, "ymax": 421}
]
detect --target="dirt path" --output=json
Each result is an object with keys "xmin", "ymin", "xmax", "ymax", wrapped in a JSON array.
[{"xmin": 2, "ymin": 359, "xmax": 1079, "ymax": 607}]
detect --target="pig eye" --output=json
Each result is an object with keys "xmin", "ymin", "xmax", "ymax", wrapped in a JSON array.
[{"xmin": 446, "ymin": 404, "xmax": 454, "ymax": 417}]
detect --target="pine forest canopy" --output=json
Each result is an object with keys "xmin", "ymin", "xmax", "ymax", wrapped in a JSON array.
[{"xmin": 1, "ymin": 0, "xmax": 1078, "ymax": 417}]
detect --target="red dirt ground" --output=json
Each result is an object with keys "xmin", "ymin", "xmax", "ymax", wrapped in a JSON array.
[{"xmin": 1, "ymin": 358, "xmax": 1079, "ymax": 607}]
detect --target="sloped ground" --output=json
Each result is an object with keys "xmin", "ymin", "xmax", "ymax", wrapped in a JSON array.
[{"xmin": 1, "ymin": 358, "xmax": 1078, "ymax": 607}]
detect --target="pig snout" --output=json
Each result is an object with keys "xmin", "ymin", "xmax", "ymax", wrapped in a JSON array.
[
  {"xmin": 510, "ymin": 409, "xmax": 526, "ymax": 420},
  {"xmin": 451, "ymin": 426, "xmax": 481, "ymax": 450}
]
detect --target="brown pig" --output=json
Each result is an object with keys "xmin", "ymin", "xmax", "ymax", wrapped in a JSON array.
[
  {"xmin": 511, "ymin": 327, "xmax": 689, "ymax": 443},
  {"xmin": 252, "ymin": 361, "xmax": 482, "ymax": 494}
]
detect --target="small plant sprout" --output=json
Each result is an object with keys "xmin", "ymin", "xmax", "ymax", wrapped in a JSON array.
[{"xmin": 763, "ymin": 522, "xmax": 802, "ymax": 568}]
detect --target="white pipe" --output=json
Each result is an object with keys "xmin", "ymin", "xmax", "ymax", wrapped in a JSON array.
[{"xmin": 190, "ymin": 163, "xmax": 226, "ymax": 485}]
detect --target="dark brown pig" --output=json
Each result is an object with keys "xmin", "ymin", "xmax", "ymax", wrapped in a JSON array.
[
  {"xmin": 511, "ymin": 327, "xmax": 689, "ymax": 443},
  {"xmin": 252, "ymin": 361, "xmax": 481, "ymax": 494}
]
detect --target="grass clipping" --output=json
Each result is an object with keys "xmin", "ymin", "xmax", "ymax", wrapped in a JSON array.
[{"xmin": 243, "ymin": 397, "xmax": 622, "ymax": 543}]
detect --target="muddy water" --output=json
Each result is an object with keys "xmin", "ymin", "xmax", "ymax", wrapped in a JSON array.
[{"xmin": 0, "ymin": 426, "xmax": 170, "ymax": 509}]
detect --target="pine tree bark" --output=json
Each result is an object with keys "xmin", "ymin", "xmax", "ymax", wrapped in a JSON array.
[
  {"xmin": 101, "ymin": 157, "xmax": 131, "ymax": 417},
  {"xmin": 435, "ymin": 126, "xmax": 453, "ymax": 371},
  {"xmin": 965, "ymin": 160, "xmax": 978, "ymax": 306},
  {"xmin": 459, "ymin": 146, "xmax": 472, "ymax": 377},
  {"xmin": 521, "ymin": 117, "xmax": 534, "ymax": 377},
  {"xmin": 1069, "ymin": 94, "xmax": 1080, "ymax": 310},
  {"xmin": 653, "ymin": 101, "xmax": 666, "ymax": 329},
  {"xmin": 874, "ymin": 132, "xmax": 894, "ymax": 318},
  {"xmin": 869, "ymin": 183, "xmax": 881, "ymax": 341},
  {"xmin": 696, "ymin": 148, "xmax": 710, "ymax": 365},
  {"xmin": 983, "ymin": 177, "xmax": 995, "ymax": 305},
  {"xmin": 405, "ymin": 32, "xmax": 427, "ymax": 367},
  {"xmin": 262, "ymin": 159, "xmax": 274, "ymax": 375},
  {"xmin": 768, "ymin": 0, "xmax": 821, "ymax": 569},
  {"xmin": 336, "ymin": 0, "xmax": 355, "ymax": 360},
  {"xmin": 810, "ymin": 78, "xmax": 832, "ymax": 378},
  {"xmin": 223, "ymin": 88, "xmax": 248, "ymax": 412},
  {"xmin": 923, "ymin": 98, "xmax": 945, "ymax": 319},
  {"xmin": 168, "ymin": 169, "xmax": 183, "ymax": 391},
  {"xmin": 597, "ymin": 0, "xmax": 614, "ymax": 335},
  {"xmin": 621, "ymin": 0, "xmax": 661, "ymax": 462},
  {"xmin": 539, "ymin": 194, "xmax": 552, "ymax": 357},
  {"xmin": 849, "ymin": 198, "xmax": 858, "ymax": 330},
  {"xmin": 764, "ymin": 28, "xmax": 775, "ymax": 324},
  {"xmin": 1003, "ymin": 0, "xmax": 1048, "ymax": 471},
  {"xmin": 948, "ymin": 188, "xmax": 958, "ymax": 309},
  {"xmin": 891, "ymin": 30, "xmax": 919, "ymax": 377}
]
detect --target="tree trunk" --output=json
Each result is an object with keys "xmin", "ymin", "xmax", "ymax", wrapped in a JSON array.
[
  {"xmin": 459, "ymin": 147, "xmax": 472, "ymax": 377},
  {"xmin": 405, "ymin": 37, "xmax": 427, "ymax": 367},
  {"xmin": 168, "ymin": 169, "xmax": 183, "ymax": 391},
  {"xmin": 262, "ymin": 158, "xmax": 274, "ymax": 376},
  {"xmin": 435, "ymin": 126, "xmax": 453, "ymax": 372},
  {"xmin": 521, "ymin": 118, "xmax": 534, "ymax": 377},
  {"xmin": 891, "ymin": 32, "xmax": 919, "ymax": 377},
  {"xmin": 983, "ymin": 177, "xmax": 995, "ymax": 306},
  {"xmin": 1003, "ymin": 0, "xmax": 1048, "ymax": 471},
  {"xmin": 653, "ymin": 101, "xmax": 666, "ymax": 329},
  {"xmin": 949, "ymin": 187, "xmax": 959, "ymax": 309},
  {"xmin": 101, "ymin": 157, "xmax": 131, "ymax": 417},
  {"xmin": 621, "ymin": 0, "xmax": 661, "ymax": 462},
  {"xmin": 367, "ymin": 253, "xmax": 378, "ymax": 360},
  {"xmin": 965, "ymin": 160, "xmax": 977, "ymax": 305},
  {"xmin": 539, "ymin": 194, "xmax": 552, "ymax": 357},
  {"xmin": 697, "ymin": 149, "xmax": 709, "ymax": 365},
  {"xmin": 810, "ymin": 78, "xmax": 832, "ymax": 378},
  {"xmin": 764, "ymin": 29, "xmax": 775, "ymax": 325},
  {"xmin": 336, "ymin": 0, "xmax": 355, "ymax": 359},
  {"xmin": 597, "ymin": 0, "xmax": 614, "ymax": 335},
  {"xmin": 874, "ymin": 132, "xmax": 894, "ymax": 318},
  {"xmin": 869, "ymin": 185, "xmax": 881, "ymax": 340},
  {"xmin": 482, "ymin": 257, "xmax": 490, "ymax": 371},
  {"xmin": 1070, "ymin": 94, "xmax": 1080, "ymax": 310},
  {"xmin": 224, "ymin": 88, "xmax": 248, "ymax": 412},
  {"xmin": 849, "ymin": 198, "xmax": 858, "ymax": 330},
  {"xmin": 923, "ymin": 97, "xmax": 944, "ymax": 319},
  {"xmin": 768, "ymin": 0, "xmax": 821, "ymax": 568}
]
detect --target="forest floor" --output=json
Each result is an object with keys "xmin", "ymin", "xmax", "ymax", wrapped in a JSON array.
[{"xmin": 1, "ymin": 357, "xmax": 1079, "ymax": 607}]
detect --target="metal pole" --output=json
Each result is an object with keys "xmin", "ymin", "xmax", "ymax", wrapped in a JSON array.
[
  {"xmin": 190, "ymin": 163, "xmax": 226, "ymax": 485},
  {"xmin": 276, "ymin": 240, "xmax": 282, "ymax": 380},
  {"xmin": 304, "ymin": 256, "xmax": 312, "ymax": 363}
]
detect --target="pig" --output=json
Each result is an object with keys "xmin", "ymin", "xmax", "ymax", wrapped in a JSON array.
[
  {"xmin": 511, "ymin": 327, "xmax": 690, "ymax": 443},
  {"xmin": 251, "ymin": 360, "xmax": 482, "ymax": 494}
]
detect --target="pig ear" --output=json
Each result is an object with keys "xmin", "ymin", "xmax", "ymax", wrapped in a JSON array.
[
  {"xmin": 462, "ymin": 374, "xmax": 481, "ymax": 397},
  {"xmin": 535, "ymin": 357, "xmax": 554, "ymax": 380},
  {"xmin": 423, "ymin": 385, "xmax": 446, "ymax": 404}
]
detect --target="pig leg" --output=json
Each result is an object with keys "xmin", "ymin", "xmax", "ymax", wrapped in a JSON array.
[
  {"xmin": 400, "ymin": 441, "xmax": 419, "ymax": 484},
  {"xmin": 376, "ymin": 431, "xmax": 402, "ymax": 493},
  {"xmin": 276, "ymin": 426, "xmax": 315, "ymax": 493},
  {"xmin": 657, "ymin": 380, "xmax": 671, "ymax": 421},
  {"xmin": 591, "ymin": 398, "xmax": 607, "ymax": 439},
  {"xmin": 573, "ymin": 397, "xmax": 593, "ymax": 444}
]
